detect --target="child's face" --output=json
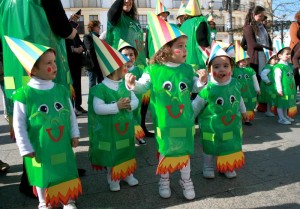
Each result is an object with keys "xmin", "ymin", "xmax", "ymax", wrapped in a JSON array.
[
  {"xmin": 269, "ymin": 57, "xmax": 278, "ymax": 65},
  {"xmin": 121, "ymin": 48, "xmax": 136, "ymax": 68},
  {"xmin": 278, "ymin": 50, "xmax": 291, "ymax": 62},
  {"xmin": 210, "ymin": 56, "xmax": 232, "ymax": 83},
  {"xmin": 116, "ymin": 64, "xmax": 128, "ymax": 79},
  {"xmin": 169, "ymin": 36, "xmax": 187, "ymax": 64},
  {"xmin": 237, "ymin": 59, "xmax": 248, "ymax": 68},
  {"xmin": 31, "ymin": 51, "xmax": 57, "ymax": 80}
]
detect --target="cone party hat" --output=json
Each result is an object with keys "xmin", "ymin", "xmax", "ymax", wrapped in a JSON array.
[
  {"xmin": 185, "ymin": 0, "xmax": 202, "ymax": 16},
  {"xmin": 155, "ymin": 0, "xmax": 170, "ymax": 16},
  {"xmin": 263, "ymin": 47, "xmax": 277, "ymax": 62},
  {"xmin": 207, "ymin": 41, "xmax": 232, "ymax": 67},
  {"xmin": 235, "ymin": 40, "xmax": 249, "ymax": 63},
  {"xmin": 177, "ymin": 1, "xmax": 186, "ymax": 18}
]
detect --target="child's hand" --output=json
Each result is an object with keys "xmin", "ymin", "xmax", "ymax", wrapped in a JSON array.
[
  {"xmin": 256, "ymin": 90, "xmax": 261, "ymax": 95},
  {"xmin": 117, "ymin": 97, "xmax": 131, "ymax": 110},
  {"xmin": 242, "ymin": 112, "xmax": 248, "ymax": 122},
  {"xmin": 125, "ymin": 73, "xmax": 136, "ymax": 89},
  {"xmin": 278, "ymin": 91, "xmax": 283, "ymax": 96},
  {"xmin": 196, "ymin": 69, "xmax": 208, "ymax": 84},
  {"xmin": 24, "ymin": 152, "xmax": 35, "ymax": 158},
  {"xmin": 72, "ymin": 137, "xmax": 79, "ymax": 148}
]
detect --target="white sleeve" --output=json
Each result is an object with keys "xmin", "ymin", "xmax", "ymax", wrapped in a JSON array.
[
  {"xmin": 129, "ymin": 91, "xmax": 139, "ymax": 111},
  {"xmin": 69, "ymin": 99, "xmax": 80, "ymax": 138},
  {"xmin": 260, "ymin": 69, "xmax": 271, "ymax": 83},
  {"xmin": 128, "ymin": 73, "xmax": 151, "ymax": 94},
  {"xmin": 13, "ymin": 101, "xmax": 34, "ymax": 156},
  {"xmin": 239, "ymin": 97, "xmax": 247, "ymax": 114},
  {"xmin": 192, "ymin": 95, "xmax": 207, "ymax": 118},
  {"xmin": 93, "ymin": 96, "xmax": 119, "ymax": 115},
  {"xmin": 192, "ymin": 76, "xmax": 207, "ymax": 93},
  {"xmin": 252, "ymin": 75, "xmax": 260, "ymax": 91},
  {"xmin": 274, "ymin": 68, "xmax": 282, "ymax": 92}
]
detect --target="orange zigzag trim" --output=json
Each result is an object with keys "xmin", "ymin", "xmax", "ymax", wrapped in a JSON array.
[
  {"xmin": 135, "ymin": 125, "xmax": 145, "ymax": 140},
  {"xmin": 247, "ymin": 110, "xmax": 255, "ymax": 121},
  {"xmin": 156, "ymin": 155, "xmax": 189, "ymax": 175},
  {"xmin": 45, "ymin": 178, "xmax": 82, "ymax": 206},
  {"xmin": 112, "ymin": 159, "xmax": 136, "ymax": 181},
  {"xmin": 141, "ymin": 90, "xmax": 150, "ymax": 105},
  {"xmin": 70, "ymin": 85, "xmax": 76, "ymax": 99},
  {"xmin": 288, "ymin": 106, "xmax": 297, "ymax": 118},
  {"xmin": 217, "ymin": 151, "xmax": 245, "ymax": 173}
]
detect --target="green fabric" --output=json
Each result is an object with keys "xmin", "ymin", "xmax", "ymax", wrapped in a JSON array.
[
  {"xmin": 13, "ymin": 84, "xmax": 78, "ymax": 188},
  {"xmin": 0, "ymin": 0, "xmax": 72, "ymax": 116},
  {"xmin": 88, "ymin": 81, "xmax": 135, "ymax": 167},
  {"xmin": 180, "ymin": 16, "xmax": 211, "ymax": 70},
  {"xmin": 274, "ymin": 63, "xmax": 297, "ymax": 108},
  {"xmin": 129, "ymin": 66, "xmax": 143, "ymax": 125},
  {"xmin": 197, "ymin": 79, "xmax": 243, "ymax": 156},
  {"xmin": 145, "ymin": 63, "xmax": 195, "ymax": 157},
  {"xmin": 106, "ymin": 14, "xmax": 146, "ymax": 69},
  {"xmin": 258, "ymin": 64, "xmax": 276, "ymax": 104},
  {"xmin": 232, "ymin": 66, "xmax": 257, "ymax": 111}
]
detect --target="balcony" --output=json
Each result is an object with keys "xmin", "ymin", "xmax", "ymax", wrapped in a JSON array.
[{"xmin": 216, "ymin": 24, "xmax": 243, "ymax": 32}]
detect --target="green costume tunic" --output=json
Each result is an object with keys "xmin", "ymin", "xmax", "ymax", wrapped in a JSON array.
[
  {"xmin": 274, "ymin": 63, "xmax": 297, "ymax": 108},
  {"xmin": 145, "ymin": 63, "xmax": 195, "ymax": 157},
  {"xmin": 0, "ymin": 0, "xmax": 72, "ymax": 115},
  {"xmin": 232, "ymin": 66, "xmax": 257, "ymax": 111},
  {"xmin": 106, "ymin": 14, "xmax": 146, "ymax": 69},
  {"xmin": 88, "ymin": 82, "xmax": 135, "ymax": 168},
  {"xmin": 13, "ymin": 84, "xmax": 79, "ymax": 190},
  {"xmin": 259, "ymin": 64, "xmax": 276, "ymax": 104},
  {"xmin": 180, "ymin": 16, "xmax": 211, "ymax": 70}
]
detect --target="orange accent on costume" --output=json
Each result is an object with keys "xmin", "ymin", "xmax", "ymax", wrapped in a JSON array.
[
  {"xmin": 135, "ymin": 125, "xmax": 145, "ymax": 140},
  {"xmin": 271, "ymin": 106, "xmax": 278, "ymax": 115},
  {"xmin": 288, "ymin": 106, "xmax": 297, "ymax": 118},
  {"xmin": 111, "ymin": 158, "xmax": 136, "ymax": 181},
  {"xmin": 70, "ymin": 85, "xmax": 76, "ymax": 99},
  {"xmin": 247, "ymin": 110, "xmax": 255, "ymax": 121},
  {"xmin": 156, "ymin": 155, "xmax": 189, "ymax": 175},
  {"xmin": 45, "ymin": 178, "xmax": 82, "ymax": 206},
  {"xmin": 141, "ymin": 90, "xmax": 150, "ymax": 105},
  {"xmin": 217, "ymin": 151, "xmax": 245, "ymax": 173}
]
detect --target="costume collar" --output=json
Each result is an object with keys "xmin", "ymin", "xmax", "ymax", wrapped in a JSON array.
[
  {"xmin": 28, "ymin": 77, "xmax": 54, "ymax": 90},
  {"xmin": 164, "ymin": 62, "xmax": 180, "ymax": 67}
]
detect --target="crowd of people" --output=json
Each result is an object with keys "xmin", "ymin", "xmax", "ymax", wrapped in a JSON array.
[{"xmin": 0, "ymin": 0, "xmax": 299, "ymax": 208}]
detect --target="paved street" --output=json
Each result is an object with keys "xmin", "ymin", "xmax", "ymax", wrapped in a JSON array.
[{"xmin": 1, "ymin": 76, "xmax": 300, "ymax": 209}]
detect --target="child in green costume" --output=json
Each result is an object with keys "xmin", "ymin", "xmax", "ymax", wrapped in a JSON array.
[
  {"xmin": 88, "ymin": 36, "xmax": 139, "ymax": 192},
  {"xmin": 10, "ymin": 37, "xmax": 81, "ymax": 209},
  {"xmin": 125, "ymin": 12, "xmax": 208, "ymax": 200},
  {"xmin": 193, "ymin": 43, "xmax": 248, "ymax": 179}
]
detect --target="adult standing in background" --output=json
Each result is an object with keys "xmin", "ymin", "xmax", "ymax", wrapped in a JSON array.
[
  {"xmin": 106, "ymin": 0, "xmax": 146, "ymax": 69},
  {"xmin": 83, "ymin": 20, "xmax": 104, "ymax": 88},
  {"xmin": 289, "ymin": 10, "xmax": 300, "ymax": 91},
  {"xmin": 243, "ymin": 6, "xmax": 272, "ymax": 83}
]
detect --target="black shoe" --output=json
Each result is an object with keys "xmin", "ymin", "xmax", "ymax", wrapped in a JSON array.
[
  {"xmin": 244, "ymin": 121, "xmax": 252, "ymax": 126},
  {"xmin": 75, "ymin": 106, "xmax": 88, "ymax": 114},
  {"xmin": 78, "ymin": 168, "xmax": 86, "ymax": 177},
  {"xmin": 144, "ymin": 131, "xmax": 155, "ymax": 137}
]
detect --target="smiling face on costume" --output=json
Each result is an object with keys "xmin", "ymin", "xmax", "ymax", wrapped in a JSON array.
[
  {"xmin": 169, "ymin": 36, "xmax": 187, "ymax": 64},
  {"xmin": 210, "ymin": 56, "xmax": 232, "ymax": 83},
  {"xmin": 31, "ymin": 50, "xmax": 57, "ymax": 81},
  {"xmin": 123, "ymin": 0, "xmax": 133, "ymax": 12},
  {"xmin": 120, "ymin": 47, "xmax": 136, "ymax": 68}
]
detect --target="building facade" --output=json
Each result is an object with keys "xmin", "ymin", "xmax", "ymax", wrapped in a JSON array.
[{"xmin": 61, "ymin": 0, "xmax": 271, "ymax": 43}]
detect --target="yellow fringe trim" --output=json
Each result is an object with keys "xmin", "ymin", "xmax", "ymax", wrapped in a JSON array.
[
  {"xmin": 135, "ymin": 125, "xmax": 145, "ymax": 140},
  {"xmin": 247, "ymin": 110, "xmax": 255, "ymax": 121},
  {"xmin": 112, "ymin": 158, "xmax": 136, "ymax": 181},
  {"xmin": 141, "ymin": 90, "xmax": 150, "ymax": 105},
  {"xmin": 217, "ymin": 151, "xmax": 245, "ymax": 173},
  {"xmin": 156, "ymin": 155, "xmax": 189, "ymax": 175},
  {"xmin": 288, "ymin": 106, "xmax": 297, "ymax": 118}
]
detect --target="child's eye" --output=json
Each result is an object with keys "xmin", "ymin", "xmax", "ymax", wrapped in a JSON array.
[{"xmin": 163, "ymin": 81, "xmax": 172, "ymax": 91}]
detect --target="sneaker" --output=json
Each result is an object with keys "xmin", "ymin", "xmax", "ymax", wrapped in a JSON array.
[
  {"xmin": 138, "ymin": 138, "xmax": 147, "ymax": 145},
  {"xmin": 203, "ymin": 167, "xmax": 215, "ymax": 179},
  {"xmin": 224, "ymin": 170, "xmax": 237, "ymax": 179},
  {"xmin": 158, "ymin": 178, "xmax": 171, "ymax": 198},
  {"xmin": 265, "ymin": 112, "xmax": 275, "ymax": 117},
  {"xmin": 124, "ymin": 174, "xmax": 138, "ymax": 186},
  {"xmin": 0, "ymin": 160, "xmax": 9, "ymax": 172},
  {"xmin": 285, "ymin": 116, "xmax": 295, "ymax": 122},
  {"xmin": 63, "ymin": 203, "xmax": 77, "ymax": 209},
  {"xmin": 38, "ymin": 203, "xmax": 51, "ymax": 209},
  {"xmin": 109, "ymin": 180, "xmax": 120, "ymax": 192},
  {"xmin": 179, "ymin": 179, "xmax": 195, "ymax": 200},
  {"xmin": 278, "ymin": 118, "xmax": 291, "ymax": 125}
]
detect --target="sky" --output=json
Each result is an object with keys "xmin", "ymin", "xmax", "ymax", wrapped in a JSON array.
[{"xmin": 272, "ymin": 0, "xmax": 300, "ymax": 21}]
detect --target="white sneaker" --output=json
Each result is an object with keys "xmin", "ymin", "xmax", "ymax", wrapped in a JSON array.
[
  {"xmin": 285, "ymin": 116, "xmax": 295, "ymax": 122},
  {"xmin": 109, "ymin": 180, "xmax": 120, "ymax": 192},
  {"xmin": 265, "ymin": 111, "xmax": 275, "ymax": 117},
  {"xmin": 38, "ymin": 203, "xmax": 51, "ymax": 209},
  {"xmin": 63, "ymin": 202, "xmax": 77, "ymax": 209},
  {"xmin": 159, "ymin": 178, "xmax": 171, "ymax": 198},
  {"xmin": 224, "ymin": 170, "xmax": 237, "ymax": 178},
  {"xmin": 124, "ymin": 174, "xmax": 139, "ymax": 186},
  {"xmin": 278, "ymin": 118, "xmax": 291, "ymax": 125},
  {"xmin": 179, "ymin": 179, "xmax": 195, "ymax": 200},
  {"xmin": 203, "ymin": 167, "xmax": 215, "ymax": 179}
]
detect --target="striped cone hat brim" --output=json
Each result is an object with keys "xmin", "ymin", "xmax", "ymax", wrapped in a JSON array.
[{"xmin": 235, "ymin": 40, "xmax": 249, "ymax": 63}]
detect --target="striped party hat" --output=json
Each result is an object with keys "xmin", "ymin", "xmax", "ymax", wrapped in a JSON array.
[
  {"xmin": 273, "ymin": 39, "xmax": 289, "ymax": 54},
  {"xmin": 235, "ymin": 40, "xmax": 249, "ymax": 63},
  {"xmin": 92, "ymin": 35, "xmax": 129, "ymax": 77},
  {"xmin": 147, "ymin": 12, "xmax": 186, "ymax": 53},
  {"xmin": 207, "ymin": 41, "xmax": 232, "ymax": 67},
  {"xmin": 177, "ymin": 1, "xmax": 186, "ymax": 18},
  {"xmin": 263, "ymin": 48, "xmax": 277, "ymax": 62},
  {"xmin": 216, "ymin": 41, "xmax": 230, "ymax": 49},
  {"xmin": 226, "ymin": 44, "xmax": 235, "ymax": 58},
  {"xmin": 118, "ymin": 39, "xmax": 138, "ymax": 55},
  {"xmin": 198, "ymin": 45, "xmax": 211, "ymax": 65},
  {"xmin": 4, "ymin": 36, "xmax": 50, "ymax": 74},
  {"xmin": 207, "ymin": 13, "xmax": 214, "ymax": 22},
  {"xmin": 155, "ymin": 0, "xmax": 169, "ymax": 16},
  {"xmin": 185, "ymin": 0, "xmax": 202, "ymax": 16}
]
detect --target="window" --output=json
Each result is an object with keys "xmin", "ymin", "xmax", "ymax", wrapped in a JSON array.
[
  {"xmin": 172, "ymin": 0, "xmax": 182, "ymax": 8},
  {"xmin": 89, "ymin": 15, "xmax": 99, "ymax": 21},
  {"xmin": 77, "ymin": 16, "xmax": 85, "ymax": 34},
  {"xmin": 138, "ymin": 15, "xmax": 147, "ymax": 31},
  {"xmin": 134, "ymin": 0, "xmax": 148, "ymax": 8},
  {"xmin": 73, "ymin": 0, "xmax": 82, "ymax": 8}
]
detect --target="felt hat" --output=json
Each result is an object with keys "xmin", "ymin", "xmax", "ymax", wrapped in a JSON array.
[
  {"xmin": 92, "ymin": 34, "xmax": 129, "ymax": 77},
  {"xmin": 177, "ymin": 1, "xmax": 186, "ymax": 18},
  {"xmin": 235, "ymin": 40, "xmax": 249, "ymax": 63},
  {"xmin": 185, "ymin": 0, "xmax": 202, "ymax": 16},
  {"xmin": 207, "ymin": 41, "xmax": 232, "ymax": 67},
  {"xmin": 4, "ymin": 36, "xmax": 50, "ymax": 74},
  {"xmin": 155, "ymin": 0, "xmax": 170, "ymax": 16},
  {"xmin": 147, "ymin": 12, "xmax": 186, "ymax": 53}
]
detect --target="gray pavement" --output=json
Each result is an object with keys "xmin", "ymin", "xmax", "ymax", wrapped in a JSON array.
[{"xmin": 1, "ymin": 76, "xmax": 300, "ymax": 209}]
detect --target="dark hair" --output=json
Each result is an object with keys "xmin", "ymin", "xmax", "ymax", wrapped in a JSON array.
[
  {"xmin": 123, "ymin": 1, "xmax": 138, "ymax": 21},
  {"xmin": 244, "ymin": 5, "xmax": 265, "ymax": 35},
  {"xmin": 87, "ymin": 20, "xmax": 100, "ymax": 32},
  {"xmin": 119, "ymin": 46, "xmax": 138, "ymax": 59},
  {"xmin": 268, "ymin": 55, "xmax": 278, "ymax": 64},
  {"xmin": 278, "ymin": 47, "xmax": 291, "ymax": 56}
]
